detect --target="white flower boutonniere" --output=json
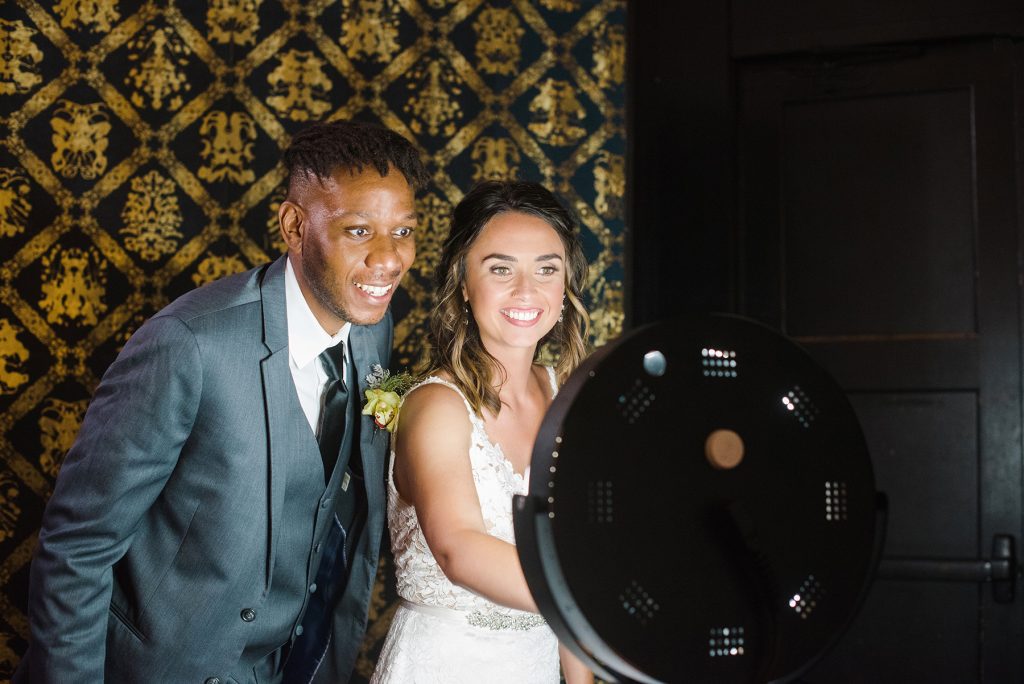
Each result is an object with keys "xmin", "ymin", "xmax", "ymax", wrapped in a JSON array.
[{"xmin": 361, "ymin": 364, "xmax": 415, "ymax": 433}]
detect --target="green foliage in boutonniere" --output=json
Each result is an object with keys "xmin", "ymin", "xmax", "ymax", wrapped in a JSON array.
[{"xmin": 362, "ymin": 364, "xmax": 416, "ymax": 433}]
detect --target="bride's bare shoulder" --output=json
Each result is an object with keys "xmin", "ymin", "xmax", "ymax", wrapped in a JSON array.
[
  {"xmin": 399, "ymin": 378, "xmax": 469, "ymax": 427},
  {"xmin": 394, "ymin": 379, "xmax": 473, "ymax": 469}
]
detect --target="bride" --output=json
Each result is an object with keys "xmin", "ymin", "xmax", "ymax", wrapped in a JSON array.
[{"xmin": 371, "ymin": 180, "xmax": 593, "ymax": 683}]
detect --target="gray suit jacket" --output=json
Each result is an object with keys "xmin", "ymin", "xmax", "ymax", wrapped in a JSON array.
[{"xmin": 18, "ymin": 256, "xmax": 391, "ymax": 683}]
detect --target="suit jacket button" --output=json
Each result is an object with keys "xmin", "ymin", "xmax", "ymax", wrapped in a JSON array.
[
  {"xmin": 205, "ymin": 678, "xmax": 221, "ymax": 684},
  {"xmin": 240, "ymin": 608, "xmax": 256, "ymax": 622}
]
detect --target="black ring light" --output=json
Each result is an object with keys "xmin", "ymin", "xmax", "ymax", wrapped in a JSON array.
[{"xmin": 514, "ymin": 314, "xmax": 881, "ymax": 683}]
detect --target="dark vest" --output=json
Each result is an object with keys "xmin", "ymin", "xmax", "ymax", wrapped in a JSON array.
[
  {"xmin": 231, "ymin": 362, "xmax": 360, "ymax": 682},
  {"xmin": 282, "ymin": 350, "xmax": 368, "ymax": 684}
]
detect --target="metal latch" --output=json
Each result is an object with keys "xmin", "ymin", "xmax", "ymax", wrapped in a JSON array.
[{"xmin": 877, "ymin": 534, "xmax": 1017, "ymax": 603}]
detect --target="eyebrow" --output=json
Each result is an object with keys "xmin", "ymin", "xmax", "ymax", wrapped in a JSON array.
[
  {"xmin": 481, "ymin": 253, "xmax": 564, "ymax": 263},
  {"xmin": 334, "ymin": 210, "xmax": 419, "ymax": 222}
]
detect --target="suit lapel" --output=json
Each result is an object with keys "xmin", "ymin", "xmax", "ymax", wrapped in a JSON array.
[
  {"xmin": 259, "ymin": 256, "xmax": 291, "ymax": 594},
  {"xmin": 347, "ymin": 324, "xmax": 386, "ymax": 537}
]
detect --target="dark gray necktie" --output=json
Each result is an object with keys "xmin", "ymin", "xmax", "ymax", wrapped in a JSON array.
[{"xmin": 317, "ymin": 341, "xmax": 348, "ymax": 483}]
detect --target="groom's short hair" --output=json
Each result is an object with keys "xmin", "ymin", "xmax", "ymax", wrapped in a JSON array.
[{"xmin": 283, "ymin": 120, "xmax": 428, "ymax": 191}]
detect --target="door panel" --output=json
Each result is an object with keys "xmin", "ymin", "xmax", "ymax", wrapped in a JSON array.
[
  {"xmin": 812, "ymin": 582, "xmax": 979, "ymax": 682},
  {"xmin": 738, "ymin": 40, "xmax": 1022, "ymax": 681},
  {"xmin": 849, "ymin": 392, "xmax": 977, "ymax": 557},
  {"xmin": 782, "ymin": 89, "xmax": 976, "ymax": 336}
]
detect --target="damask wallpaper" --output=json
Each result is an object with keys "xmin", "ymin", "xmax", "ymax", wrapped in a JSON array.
[{"xmin": 0, "ymin": 0, "xmax": 626, "ymax": 679}]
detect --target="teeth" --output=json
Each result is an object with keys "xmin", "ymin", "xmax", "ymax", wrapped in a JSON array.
[
  {"xmin": 356, "ymin": 282, "xmax": 393, "ymax": 297},
  {"xmin": 502, "ymin": 309, "xmax": 540, "ymax": 321}
]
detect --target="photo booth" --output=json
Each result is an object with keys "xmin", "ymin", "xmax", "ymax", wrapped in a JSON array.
[{"xmin": 515, "ymin": 315, "xmax": 883, "ymax": 683}]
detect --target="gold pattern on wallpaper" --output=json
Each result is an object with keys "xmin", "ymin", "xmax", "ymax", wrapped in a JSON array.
[
  {"xmin": 193, "ymin": 254, "xmax": 249, "ymax": 287},
  {"xmin": 540, "ymin": 0, "xmax": 580, "ymax": 11},
  {"xmin": 121, "ymin": 170, "xmax": 185, "ymax": 261},
  {"xmin": 404, "ymin": 59, "xmax": 465, "ymax": 137},
  {"xmin": 39, "ymin": 247, "xmax": 109, "ymax": 327},
  {"xmin": 594, "ymin": 150, "xmax": 624, "ymax": 219},
  {"xmin": 51, "ymin": 101, "xmax": 112, "ymax": 180},
  {"xmin": 54, "ymin": 0, "xmax": 120, "ymax": 33},
  {"xmin": 0, "ymin": 168, "xmax": 31, "ymax": 237},
  {"xmin": 198, "ymin": 110, "xmax": 258, "ymax": 184},
  {"xmin": 0, "ymin": 320, "xmax": 30, "ymax": 395},
  {"xmin": 471, "ymin": 136, "xmax": 521, "ymax": 181},
  {"xmin": 126, "ymin": 26, "xmax": 193, "ymax": 111},
  {"xmin": 207, "ymin": 0, "xmax": 262, "ymax": 46},
  {"xmin": 412, "ymin": 191, "xmax": 452, "ymax": 279},
  {"xmin": 340, "ymin": 0, "xmax": 402, "ymax": 63},
  {"xmin": 474, "ymin": 7, "xmax": 523, "ymax": 75},
  {"xmin": 0, "ymin": 20, "xmax": 44, "ymax": 95},
  {"xmin": 267, "ymin": 50, "xmax": 333, "ymax": 121},
  {"xmin": 37, "ymin": 398, "xmax": 86, "ymax": 479},
  {"xmin": 0, "ymin": 473, "xmax": 21, "ymax": 543},
  {"xmin": 592, "ymin": 22, "xmax": 624, "ymax": 89},
  {"xmin": 0, "ymin": 1, "xmax": 626, "ymax": 680},
  {"xmin": 264, "ymin": 187, "xmax": 288, "ymax": 253},
  {"xmin": 0, "ymin": 635, "xmax": 16, "ymax": 676},
  {"xmin": 588, "ymin": 274, "xmax": 625, "ymax": 348},
  {"xmin": 529, "ymin": 78, "xmax": 586, "ymax": 146}
]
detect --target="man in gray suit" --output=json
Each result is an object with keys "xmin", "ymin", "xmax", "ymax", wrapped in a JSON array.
[{"xmin": 17, "ymin": 120, "xmax": 427, "ymax": 683}]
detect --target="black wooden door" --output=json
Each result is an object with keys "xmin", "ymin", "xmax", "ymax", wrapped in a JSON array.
[{"xmin": 737, "ymin": 40, "xmax": 1023, "ymax": 682}]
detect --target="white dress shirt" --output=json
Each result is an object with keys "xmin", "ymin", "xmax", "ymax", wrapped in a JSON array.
[{"xmin": 285, "ymin": 257, "xmax": 351, "ymax": 435}]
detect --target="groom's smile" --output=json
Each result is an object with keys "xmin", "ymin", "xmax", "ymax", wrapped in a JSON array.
[{"xmin": 355, "ymin": 282, "xmax": 394, "ymax": 297}]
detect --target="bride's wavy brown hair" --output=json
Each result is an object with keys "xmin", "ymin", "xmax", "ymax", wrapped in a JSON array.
[{"xmin": 425, "ymin": 180, "xmax": 591, "ymax": 417}]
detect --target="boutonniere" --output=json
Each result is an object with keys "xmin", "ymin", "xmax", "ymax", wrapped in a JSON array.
[{"xmin": 362, "ymin": 364, "xmax": 416, "ymax": 433}]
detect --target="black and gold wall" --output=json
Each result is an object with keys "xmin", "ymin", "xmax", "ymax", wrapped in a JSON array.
[{"xmin": 0, "ymin": 0, "xmax": 626, "ymax": 679}]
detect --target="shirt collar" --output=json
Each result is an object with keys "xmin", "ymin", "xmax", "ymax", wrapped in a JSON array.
[{"xmin": 285, "ymin": 256, "xmax": 351, "ymax": 370}]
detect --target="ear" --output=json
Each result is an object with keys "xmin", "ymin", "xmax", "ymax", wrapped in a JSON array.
[
  {"xmin": 279, "ymin": 200, "xmax": 304, "ymax": 253},
  {"xmin": 461, "ymin": 282, "xmax": 468, "ymax": 302}
]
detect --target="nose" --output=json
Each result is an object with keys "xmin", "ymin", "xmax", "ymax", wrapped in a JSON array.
[
  {"xmin": 510, "ymin": 272, "xmax": 536, "ymax": 300},
  {"xmin": 365, "ymin": 234, "xmax": 406, "ymax": 277}
]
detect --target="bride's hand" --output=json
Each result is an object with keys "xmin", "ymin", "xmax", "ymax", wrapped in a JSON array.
[{"xmin": 559, "ymin": 643, "xmax": 594, "ymax": 684}]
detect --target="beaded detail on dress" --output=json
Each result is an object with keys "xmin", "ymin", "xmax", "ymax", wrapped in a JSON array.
[
  {"xmin": 385, "ymin": 368, "xmax": 558, "ymax": 629},
  {"xmin": 466, "ymin": 609, "xmax": 545, "ymax": 631}
]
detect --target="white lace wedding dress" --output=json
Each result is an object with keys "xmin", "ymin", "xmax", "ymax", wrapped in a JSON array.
[{"xmin": 370, "ymin": 370, "xmax": 561, "ymax": 684}]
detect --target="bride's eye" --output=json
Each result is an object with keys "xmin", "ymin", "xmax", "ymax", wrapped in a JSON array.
[{"xmin": 490, "ymin": 265, "xmax": 512, "ymax": 276}]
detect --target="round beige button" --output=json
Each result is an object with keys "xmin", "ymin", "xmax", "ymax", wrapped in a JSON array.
[{"xmin": 705, "ymin": 429, "xmax": 744, "ymax": 470}]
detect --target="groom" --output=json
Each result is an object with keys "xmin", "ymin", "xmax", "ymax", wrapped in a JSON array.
[{"xmin": 17, "ymin": 120, "xmax": 427, "ymax": 683}]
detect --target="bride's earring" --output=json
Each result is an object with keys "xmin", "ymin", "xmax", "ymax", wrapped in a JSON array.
[
  {"xmin": 463, "ymin": 301, "xmax": 470, "ymax": 325},
  {"xmin": 558, "ymin": 295, "xmax": 566, "ymax": 323}
]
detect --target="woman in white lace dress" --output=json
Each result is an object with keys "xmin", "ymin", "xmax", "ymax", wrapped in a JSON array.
[{"xmin": 371, "ymin": 181, "xmax": 593, "ymax": 684}]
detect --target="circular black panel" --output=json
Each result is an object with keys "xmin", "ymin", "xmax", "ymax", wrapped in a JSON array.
[{"xmin": 514, "ymin": 315, "xmax": 878, "ymax": 683}]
